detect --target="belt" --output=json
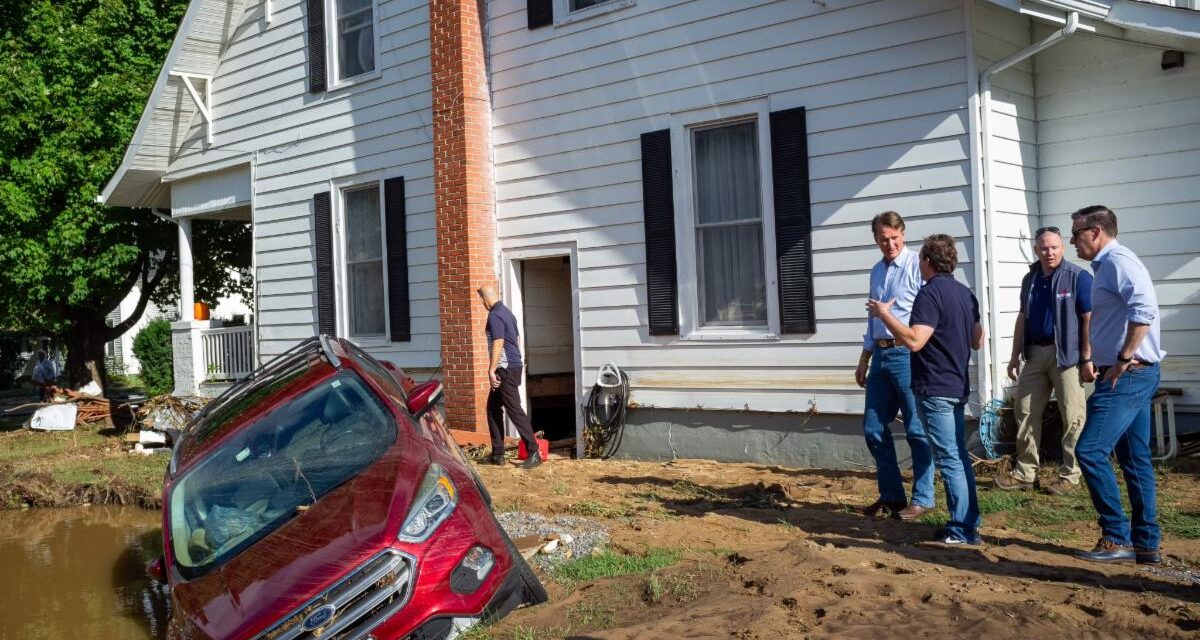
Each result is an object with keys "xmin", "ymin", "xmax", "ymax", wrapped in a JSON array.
[
  {"xmin": 1028, "ymin": 339, "xmax": 1055, "ymax": 347},
  {"xmin": 874, "ymin": 339, "xmax": 898, "ymax": 349},
  {"xmin": 1097, "ymin": 360, "xmax": 1156, "ymax": 377}
]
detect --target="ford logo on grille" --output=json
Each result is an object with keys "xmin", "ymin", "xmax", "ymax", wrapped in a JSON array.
[{"xmin": 302, "ymin": 605, "xmax": 336, "ymax": 631}]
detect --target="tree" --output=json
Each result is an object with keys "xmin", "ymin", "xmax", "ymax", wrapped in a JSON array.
[{"xmin": 0, "ymin": 1, "xmax": 249, "ymax": 388}]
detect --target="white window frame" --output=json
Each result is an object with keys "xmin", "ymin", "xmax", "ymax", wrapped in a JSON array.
[
  {"xmin": 553, "ymin": 0, "xmax": 635, "ymax": 27},
  {"xmin": 324, "ymin": 0, "xmax": 381, "ymax": 90},
  {"xmin": 669, "ymin": 97, "xmax": 780, "ymax": 342},
  {"xmin": 331, "ymin": 173, "xmax": 390, "ymax": 347}
]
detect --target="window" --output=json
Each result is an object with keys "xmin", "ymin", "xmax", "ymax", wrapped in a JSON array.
[
  {"xmin": 570, "ymin": 0, "xmax": 610, "ymax": 10},
  {"xmin": 335, "ymin": 0, "xmax": 375, "ymax": 80},
  {"xmin": 549, "ymin": 0, "xmax": 635, "ymax": 25},
  {"xmin": 343, "ymin": 185, "xmax": 386, "ymax": 337},
  {"xmin": 692, "ymin": 122, "xmax": 766, "ymax": 327}
]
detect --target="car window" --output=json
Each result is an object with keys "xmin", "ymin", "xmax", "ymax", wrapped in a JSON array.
[
  {"xmin": 168, "ymin": 371, "xmax": 396, "ymax": 578},
  {"xmin": 341, "ymin": 340, "xmax": 410, "ymax": 404}
]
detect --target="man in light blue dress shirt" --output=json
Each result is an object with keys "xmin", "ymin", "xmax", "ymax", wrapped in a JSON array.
[
  {"xmin": 1069, "ymin": 205, "xmax": 1165, "ymax": 565},
  {"xmin": 856, "ymin": 212, "xmax": 934, "ymax": 520}
]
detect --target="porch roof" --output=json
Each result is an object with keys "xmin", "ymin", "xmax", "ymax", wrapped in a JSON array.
[
  {"xmin": 98, "ymin": 0, "xmax": 251, "ymax": 209},
  {"xmin": 983, "ymin": 0, "xmax": 1200, "ymax": 48}
]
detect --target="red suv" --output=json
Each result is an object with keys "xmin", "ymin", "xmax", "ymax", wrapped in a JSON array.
[{"xmin": 149, "ymin": 336, "xmax": 546, "ymax": 639}]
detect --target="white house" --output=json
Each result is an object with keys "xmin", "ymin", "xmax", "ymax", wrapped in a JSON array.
[{"xmin": 101, "ymin": 0, "xmax": 1200, "ymax": 466}]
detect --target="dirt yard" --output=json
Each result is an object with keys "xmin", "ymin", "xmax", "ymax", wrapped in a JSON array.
[{"xmin": 473, "ymin": 456, "xmax": 1200, "ymax": 639}]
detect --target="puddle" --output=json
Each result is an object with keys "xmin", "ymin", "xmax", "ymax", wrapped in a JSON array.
[{"xmin": 0, "ymin": 506, "xmax": 169, "ymax": 639}]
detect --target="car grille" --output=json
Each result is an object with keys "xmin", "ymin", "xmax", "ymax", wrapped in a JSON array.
[{"xmin": 257, "ymin": 550, "xmax": 416, "ymax": 640}]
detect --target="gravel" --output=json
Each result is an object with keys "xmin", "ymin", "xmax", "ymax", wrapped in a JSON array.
[{"xmin": 496, "ymin": 511, "xmax": 610, "ymax": 572}]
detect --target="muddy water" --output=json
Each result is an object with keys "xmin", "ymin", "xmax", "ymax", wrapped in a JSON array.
[{"xmin": 0, "ymin": 507, "xmax": 170, "ymax": 640}]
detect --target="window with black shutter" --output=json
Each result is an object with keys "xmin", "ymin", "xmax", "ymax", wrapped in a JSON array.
[
  {"xmin": 307, "ymin": 0, "xmax": 326, "ymax": 93},
  {"xmin": 528, "ymin": 0, "xmax": 552, "ymax": 28}
]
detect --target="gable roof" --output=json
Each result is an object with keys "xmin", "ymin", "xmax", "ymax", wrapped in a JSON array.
[{"xmin": 99, "ymin": 0, "xmax": 252, "ymax": 209}]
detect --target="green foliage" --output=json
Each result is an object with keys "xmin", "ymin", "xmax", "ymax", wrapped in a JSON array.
[
  {"xmin": 551, "ymin": 548, "xmax": 682, "ymax": 585},
  {"xmin": 0, "ymin": 0, "xmax": 250, "ymax": 383},
  {"xmin": 132, "ymin": 317, "xmax": 172, "ymax": 395}
]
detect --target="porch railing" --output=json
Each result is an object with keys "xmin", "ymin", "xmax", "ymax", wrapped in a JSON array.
[{"xmin": 201, "ymin": 325, "xmax": 254, "ymax": 381}]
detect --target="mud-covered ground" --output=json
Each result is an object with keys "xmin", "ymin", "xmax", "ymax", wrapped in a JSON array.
[{"xmin": 474, "ymin": 457, "xmax": 1200, "ymax": 639}]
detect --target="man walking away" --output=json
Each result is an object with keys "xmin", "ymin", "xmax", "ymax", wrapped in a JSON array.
[
  {"xmin": 1068, "ymin": 206, "xmax": 1164, "ymax": 565},
  {"xmin": 477, "ymin": 285, "xmax": 541, "ymax": 469},
  {"xmin": 869, "ymin": 235, "xmax": 985, "ymax": 545},
  {"xmin": 996, "ymin": 227, "xmax": 1093, "ymax": 495},
  {"xmin": 856, "ymin": 212, "xmax": 935, "ymax": 521}
]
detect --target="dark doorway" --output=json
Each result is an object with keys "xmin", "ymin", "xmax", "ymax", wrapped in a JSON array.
[{"xmin": 517, "ymin": 256, "xmax": 576, "ymax": 443}]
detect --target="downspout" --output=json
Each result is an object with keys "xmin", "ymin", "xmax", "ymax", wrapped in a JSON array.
[{"xmin": 976, "ymin": 11, "xmax": 1078, "ymax": 401}]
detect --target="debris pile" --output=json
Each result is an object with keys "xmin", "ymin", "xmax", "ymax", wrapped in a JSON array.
[
  {"xmin": 496, "ymin": 512, "xmax": 609, "ymax": 572},
  {"xmin": 127, "ymin": 395, "xmax": 208, "ymax": 455}
]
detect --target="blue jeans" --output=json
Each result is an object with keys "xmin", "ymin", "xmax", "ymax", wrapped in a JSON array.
[
  {"xmin": 862, "ymin": 347, "xmax": 934, "ymax": 507},
  {"xmin": 1076, "ymin": 363, "xmax": 1161, "ymax": 550},
  {"xmin": 917, "ymin": 395, "xmax": 981, "ymax": 540}
]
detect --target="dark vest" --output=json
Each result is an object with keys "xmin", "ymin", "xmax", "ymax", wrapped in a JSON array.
[{"xmin": 1018, "ymin": 261, "xmax": 1085, "ymax": 368}]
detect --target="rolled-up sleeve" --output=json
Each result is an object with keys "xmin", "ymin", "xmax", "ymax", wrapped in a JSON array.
[{"xmin": 1115, "ymin": 255, "xmax": 1158, "ymax": 325}]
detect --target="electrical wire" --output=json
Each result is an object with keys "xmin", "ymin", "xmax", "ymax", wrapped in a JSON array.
[{"xmin": 582, "ymin": 363, "xmax": 629, "ymax": 459}]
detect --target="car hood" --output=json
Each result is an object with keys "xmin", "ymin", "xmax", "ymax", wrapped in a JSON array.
[{"xmin": 171, "ymin": 445, "xmax": 424, "ymax": 640}]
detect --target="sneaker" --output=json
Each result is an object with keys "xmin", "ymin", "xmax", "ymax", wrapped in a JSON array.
[
  {"xmin": 931, "ymin": 529, "xmax": 982, "ymax": 546},
  {"xmin": 1075, "ymin": 539, "xmax": 1135, "ymax": 563},
  {"xmin": 1042, "ymin": 477, "xmax": 1079, "ymax": 496},
  {"xmin": 520, "ymin": 450, "xmax": 543, "ymax": 470},
  {"xmin": 1135, "ymin": 548, "xmax": 1162, "ymax": 565},
  {"xmin": 993, "ymin": 474, "xmax": 1035, "ymax": 491}
]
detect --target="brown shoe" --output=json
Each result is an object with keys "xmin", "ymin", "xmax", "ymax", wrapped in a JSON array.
[
  {"xmin": 897, "ymin": 504, "xmax": 933, "ymax": 521},
  {"xmin": 862, "ymin": 498, "xmax": 906, "ymax": 518},
  {"xmin": 993, "ymin": 474, "xmax": 1035, "ymax": 491},
  {"xmin": 1042, "ymin": 477, "xmax": 1078, "ymax": 496}
]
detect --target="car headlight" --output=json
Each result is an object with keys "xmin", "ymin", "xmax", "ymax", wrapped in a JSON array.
[{"xmin": 398, "ymin": 464, "xmax": 457, "ymax": 543}]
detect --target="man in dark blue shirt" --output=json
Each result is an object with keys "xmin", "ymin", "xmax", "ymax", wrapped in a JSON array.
[
  {"xmin": 869, "ymin": 234, "xmax": 985, "ymax": 545},
  {"xmin": 478, "ymin": 285, "xmax": 541, "ymax": 469},
  {"xmin": 997, "ymin": 227, "xmax": 1093, "ymax": 496}
]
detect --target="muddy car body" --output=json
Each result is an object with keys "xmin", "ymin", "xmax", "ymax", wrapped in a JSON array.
[{"xmin": 153, "ymin": 336, "xmax": 546, "ymax": 639}]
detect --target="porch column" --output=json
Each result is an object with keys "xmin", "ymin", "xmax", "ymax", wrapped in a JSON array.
[
  {"xmin": 171, "ymin": 217, "xmax": 203, "ymax": 396},
  {"xmin": 430, "ymin": 0, "xmax": 496, "ymax": 438}
]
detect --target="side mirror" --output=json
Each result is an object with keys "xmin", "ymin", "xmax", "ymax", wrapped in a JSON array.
[
  {"xmin": 146, "ymin": 556, "xmax": 166, "ymax": 583},
  {"xmin": 406, "ymin": 380, "xmax": 444, "ymax": 420}
]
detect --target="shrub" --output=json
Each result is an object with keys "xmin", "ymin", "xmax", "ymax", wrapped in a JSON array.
[{"xmin": 132, "ymin": 318, "xmax": 174, "ymax": 396}]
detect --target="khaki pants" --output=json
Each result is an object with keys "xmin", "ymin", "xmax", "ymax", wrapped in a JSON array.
[{"xmin": 1012, "ymin": 344, "xmax": 1087, "ymax": 484}]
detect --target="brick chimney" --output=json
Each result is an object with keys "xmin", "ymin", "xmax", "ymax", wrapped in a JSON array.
[{"xmin": 429, "ymin": 0, "xmax": 495, "ymax": 438}]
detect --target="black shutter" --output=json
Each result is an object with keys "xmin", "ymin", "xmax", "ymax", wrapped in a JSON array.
[
  {"xmin": 528, "ymin": 0, "xmax": 553, "ymax": 29},
  {"xmin": 770, "ymin": 107, "xmax": 816, "ymax": 334},
  {"xmin": 640, "ymin": 129, "xmax": 679, "ymax": 336},
  {"xmin": 314, "ymin": 191, "xmax": 336, "ymax": 335},
  {"xmin": 307, "ymin": 0, "xmax": 326, "ymax": 93},
  {"xmin": 385, "ymin": 177, "xmax": 411, "ymax": 342}
]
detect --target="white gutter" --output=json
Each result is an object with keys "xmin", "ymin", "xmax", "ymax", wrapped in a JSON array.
[{"xmin": 976, "ymin": 11, "xmax": 1079, "ymax": 401}]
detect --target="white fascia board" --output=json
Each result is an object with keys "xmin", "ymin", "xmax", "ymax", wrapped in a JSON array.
[
  {"xmin": 1108, "ymin": 0, "xmax": 1200, "ymax": 39},
  {"xmin": 98, "ymin": 0, "xmax": 206, "ymax": 207}
]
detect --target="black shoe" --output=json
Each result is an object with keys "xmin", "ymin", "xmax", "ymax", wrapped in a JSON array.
[
  {"xmin": 1075, "ymin": 539, "xmax": 1135, "ymax": 563},
  {"xmin": 1135, "ymin": 548, "xmax": 1162, "ymax": 565},
  {"xmin": 488, "ymin": 453, "xmax": 505, "ymax": 466},
  {"xmin": 520, "ymin": 450, "xmax": 543, "ymax": 470}
]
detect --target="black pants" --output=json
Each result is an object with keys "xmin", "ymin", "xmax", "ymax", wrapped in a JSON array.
[{"xmin": 487, "ymin": 365, "xmax": 537, "ymax": 454}]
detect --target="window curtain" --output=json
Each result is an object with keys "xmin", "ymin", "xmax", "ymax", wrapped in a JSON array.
[
  {"xmin": 338, "ymin": 0, "xmax": 374, "ymax": 78},
  {"xmin": 345, "ymin": 187, "xmax": 385, "ymax": 336},
  {"xmin": 693, "ymin": 122, "xmax": 765, "ymax": 326}
]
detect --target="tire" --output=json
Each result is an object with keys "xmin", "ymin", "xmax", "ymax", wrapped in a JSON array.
[{"xmin": 504, "ymin": 530, "xmax": 548, "ymax": 605}]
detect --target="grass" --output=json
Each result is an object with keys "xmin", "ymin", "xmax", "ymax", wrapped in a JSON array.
[
  {"xmin": 566, "ymin": 602, "xmax": 616, "ymax": 628},
  {"xmin": 642, "ymin": 572, "xmax": 700, "ymax": 605},
  {"xmin": 1160, "ymin": 507, "xmax": 1200, "ymax": 539},
  {"xmin": 551, "ymin": 547, "xmax": 682, "ymax": 585},
  {"xmin": 567, "ymin": 499, "xmax": 635, "ymax": 519}
]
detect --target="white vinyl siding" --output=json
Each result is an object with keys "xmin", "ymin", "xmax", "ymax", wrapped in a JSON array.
[
  {"xmin": 489, "ymin": 0, "xmax": 975, "ymax": 414},
  {"xmin": 166, "ymin": 0, "xmax": 436, "ymax": 367},
  {"xmin": 1034, "ymin": 31, "xmax": 1200, "ymax": 412}
]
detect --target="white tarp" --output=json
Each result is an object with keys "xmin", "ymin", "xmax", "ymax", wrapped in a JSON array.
[{"xmin": 30, "ymin": 404, "xmax": 78, "ymax": 431}]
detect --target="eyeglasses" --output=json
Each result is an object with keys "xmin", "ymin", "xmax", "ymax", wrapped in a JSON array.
[
  {"xmin": 1034, "ymin": 226, "xmax": 1059, "ymax": 237},
  {"xmin": 1070, "ymin": 226, "xmax": 1096, "ymax": 240}
]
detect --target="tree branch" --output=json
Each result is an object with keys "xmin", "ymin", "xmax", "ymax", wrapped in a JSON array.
[
  {"xmin": 96, "ymin": 251, "xmax": 148, "ymax": 317},
  {"xmin": 104, "ymin": 248, "xmax": 175, "ymax": 341}
]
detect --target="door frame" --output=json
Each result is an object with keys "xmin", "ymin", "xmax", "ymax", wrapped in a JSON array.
[{"xmin": 501, "ymin": 243, "xmax": 584, "ymax": 459}]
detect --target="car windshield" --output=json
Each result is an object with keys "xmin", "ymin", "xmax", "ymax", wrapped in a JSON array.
[{"xmin": 168, "ymin": 370, "xmax": 396, "ymax": 577}]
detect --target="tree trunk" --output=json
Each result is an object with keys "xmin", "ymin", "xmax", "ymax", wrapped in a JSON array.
[{"xmin": 64, "ymin": 317, "xmax": 109, "ymax": 392}]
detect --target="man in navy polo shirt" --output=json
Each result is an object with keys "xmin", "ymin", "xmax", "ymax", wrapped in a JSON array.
[
  {"xmin": 478, "ymin": 284, "xmax": 541, "ymax": 469},
  {"xmin": 869, "ymin": 234, "xmax": 985, "ymax": 545}
]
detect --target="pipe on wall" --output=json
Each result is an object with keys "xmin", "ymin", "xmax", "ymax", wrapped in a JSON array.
[{"xmin": 976, "ymin": 10, "xmax": 1078, "ymax": 401}]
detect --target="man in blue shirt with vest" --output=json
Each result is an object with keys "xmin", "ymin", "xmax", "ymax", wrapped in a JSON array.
[
  {"xmin": 995, "ymin": 227, "xmax": 1093, "ymax": 495},
  {"xmin": 1069, "ymin": 206, "xmax": 1165, "ymax": 564},
  {"xmin": 478, "ymin": 285, "xmax": 542, "ymax": 469},
  {"xmin": 855, "ymin": 211, "xmax": 934, "ymax": 521},
  {"xmin": 870, "ymin": 234, "xmax": 986, "ymax": 545}
]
